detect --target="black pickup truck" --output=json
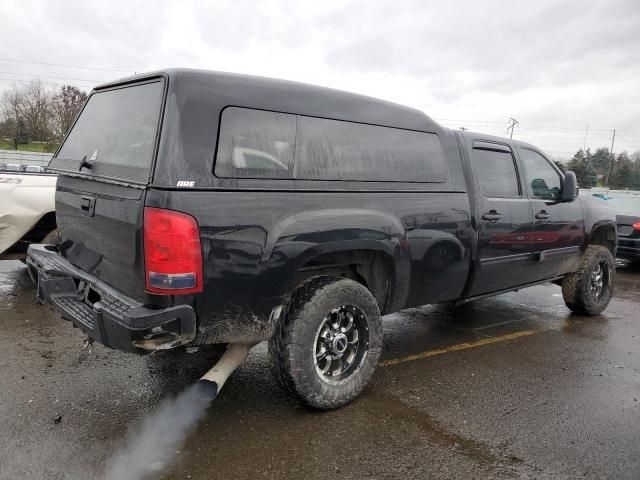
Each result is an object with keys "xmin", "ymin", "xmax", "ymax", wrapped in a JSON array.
[{"xmin": 27, "ymin": 69, "xmax": 617, "ymax": 409}]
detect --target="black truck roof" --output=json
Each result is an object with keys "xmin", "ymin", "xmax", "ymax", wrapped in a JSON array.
[{"xmin": 96, "ymin": 68, "xmax": 442, "ymax": 133}]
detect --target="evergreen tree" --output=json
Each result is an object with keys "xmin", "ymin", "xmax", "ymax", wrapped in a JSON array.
[
  {"xmin": 631, "ymin": 151, "xmax": 640, "ymax": 189},
  {"xmin": 611, "ymin": 151, "xmax": 632, "ymax": 189},
  {"xmin": 567, "ymin": 148, "xmax": 596, "ymax": 187},
  {"xmin": 553, "ymin": 160, "xmax": 565, "ymax": 172},
  {"xmin": 590, "ymin": 147, "xmax": 611, "ymax": 176}
]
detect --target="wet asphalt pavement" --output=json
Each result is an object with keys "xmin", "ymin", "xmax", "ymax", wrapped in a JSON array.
[{"xmin": 1, "ymin": 260, "xmax": 639, "ymax": 480}]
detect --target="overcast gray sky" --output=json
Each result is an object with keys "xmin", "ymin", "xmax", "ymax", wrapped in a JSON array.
[{"xmin": 1, "ymin": 0, "xmax": 639, "ymax": 158}]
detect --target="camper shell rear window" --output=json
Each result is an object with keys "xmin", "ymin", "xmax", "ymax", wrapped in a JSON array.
[{"xmin": 51, "ymin": 79, "xmax": 164, "ymax": 183}]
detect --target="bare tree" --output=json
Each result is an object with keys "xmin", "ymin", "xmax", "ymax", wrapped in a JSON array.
[
  {"xmin": 16, "ymin": 79, "xmax": 53, "ymax": 141},
  {"xmin": 2, "ymin": 80, "xmax": 89, "ymax": 150},
  {"xmin": 50, "ymin": 85, "xmax": 87, "ymax": 142},
  {"xmin": 1, "ymin": 88, "xmax": 31, "ymax": 149}
]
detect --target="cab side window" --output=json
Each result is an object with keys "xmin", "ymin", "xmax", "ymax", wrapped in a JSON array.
[{"xmin": 520, "ymin": 148, "xmax": 561, "ymax": 201}]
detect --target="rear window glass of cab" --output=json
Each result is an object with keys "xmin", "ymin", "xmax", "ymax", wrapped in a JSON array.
[{"xmin": 215, "ymin": 107, "xmax": 448, "ymax": 183}]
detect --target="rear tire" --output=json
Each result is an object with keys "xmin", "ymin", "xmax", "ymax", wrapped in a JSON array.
[
  {"xmin": 269, "ymin": 276, "xmax": 383, "ymax": 410},
  {"xmin": 562, "ymin": 245, "xmax": 615, "ymax": 315}
]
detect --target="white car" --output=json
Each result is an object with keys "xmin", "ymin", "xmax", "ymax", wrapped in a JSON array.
[{"xmin": 0, "ymin": 170, "xmax": 58, "ymax": 260}]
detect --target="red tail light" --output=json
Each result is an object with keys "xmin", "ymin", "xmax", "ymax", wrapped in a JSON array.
[
  {"xmin": 633, "ymin": 221, "xmax": 640, "ymax": 232},
  {"xmin": 144, "ymin": 207, "xmax": 203, "ymax": 295}
]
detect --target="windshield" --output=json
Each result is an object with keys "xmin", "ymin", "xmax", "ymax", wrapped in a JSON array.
[
  {"xmin": 607, "ymin": 196, "xmax": 640, "ymax": 215},
  {"xmin": 52, "ymin": 80, "xmax": 164, "ymax": 183}
]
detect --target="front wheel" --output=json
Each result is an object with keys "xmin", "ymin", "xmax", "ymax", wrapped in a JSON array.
[
  {"xmin": 562, "ymin": 245, "xmax": 615, "ymax": 315},
  {"xmin": 269, "ymin": 276, "xmax": 383, "ymax": 410}
]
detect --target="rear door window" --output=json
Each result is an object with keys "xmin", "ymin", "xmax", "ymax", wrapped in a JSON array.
[
  {"xmin": 472, "ymin": 144, "xmax": 521, "ymax": 198},
  {"xmin": 52, "ymin": 80, "xmax": 164, "ymax": 183}
]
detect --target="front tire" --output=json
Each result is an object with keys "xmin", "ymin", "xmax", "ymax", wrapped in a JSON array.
[
  {"xmin": 269, "ymin": 276, "xmax": 383, "ymax": 410},
  {"xmin": 562, "ymin": 245, "xmax": 615, "ymax": 315}
]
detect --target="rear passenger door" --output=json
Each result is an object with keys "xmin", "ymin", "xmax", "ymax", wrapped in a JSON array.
[
  {"xmin": 517, "ymin": 147, "xmax": 585, "ymax": 279},
  {"xmin": 467, "ymin": 141, "xmax": 536, "ymax": 296}
]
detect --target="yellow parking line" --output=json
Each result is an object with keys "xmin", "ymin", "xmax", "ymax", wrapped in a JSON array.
[{"xmin": 379, "ymin": 329, "xmax": 540, "ymax": 367}]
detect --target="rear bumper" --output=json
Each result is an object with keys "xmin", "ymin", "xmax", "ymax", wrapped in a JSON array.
[
  {"xmin": 617, "ymin": 237, "xmax": 640, "ymax": 260},
  {"xmin": 26, "ymin": 244, "xmax": 196, "ymax": 354}
]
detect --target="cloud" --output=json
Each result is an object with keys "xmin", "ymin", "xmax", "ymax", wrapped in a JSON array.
[{"xmin": 0, "ymin": 0, "xmax": 638, "ymax": 156}]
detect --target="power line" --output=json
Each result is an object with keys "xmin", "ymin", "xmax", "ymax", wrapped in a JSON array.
[
  {"xmin": 514, "ymin": 132, "xmax": 611, "ymax": 139},
  {"xmin": 0, "ymin": 57, "xmax": 133, "ymax": 74},
  {"xmin": 0, "ymin": 71, "xmax": 105, "ymax": 84},
  {"xmin": 434, "ymin": 117, "xmax": 505, "ymax": 126},
  {"xmin": 436, "ymin": 118, "xmax": 640, "ymax": 140},
  {"xmin": 435, "ymin": 117, "xmax": 612, "ymax": 132},
  {"xmin": 518, "ymin": 124, "xmax": 611, "ymax": 133},
  {"xmin": 435, "ymin": 117, "xmax": 627, "ymax": 135},
  {"xmin": 0, "ymin": 77, "xmax": 91, "ymax": 88}
]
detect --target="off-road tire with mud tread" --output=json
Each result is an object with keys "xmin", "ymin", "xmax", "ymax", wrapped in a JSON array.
[
  {"xmin": 562, "ymin": 245, "xmax": 615, "ymax": 315},
  {"xmin": 269, "ymin": 276, "xmax": 383, "ymax": 410}
]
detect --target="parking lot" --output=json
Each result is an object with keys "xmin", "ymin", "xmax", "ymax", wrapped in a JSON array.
[{"xmin": 0, "ymin": 260, "xmax": 639, "ymax": 480}]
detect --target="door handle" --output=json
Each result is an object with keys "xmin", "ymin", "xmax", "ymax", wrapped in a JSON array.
[
  {"xmin": 80, "ymin": 195, "xmax": 96, "ymax": 217},
  {"xmin": 482, "ymin": 210, "xmax": 503, "ymax": 223},
  {"xmin": 535, "ymin": 210, "xmax": 551, "ymax": 220}
]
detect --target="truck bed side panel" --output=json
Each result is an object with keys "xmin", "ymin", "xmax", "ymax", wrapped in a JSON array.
[{"xmin": 145, "ymin": 188, "xmax": 472, "ymax": 344}]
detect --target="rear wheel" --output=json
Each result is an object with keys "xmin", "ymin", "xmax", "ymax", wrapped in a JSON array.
[
  {"xmin": 269, "ymin": 276, "xmax": 383, "ymax": 410},
  {"xmin": 562, "ymin": 245, "xmax": 615, "ymax": 315}
]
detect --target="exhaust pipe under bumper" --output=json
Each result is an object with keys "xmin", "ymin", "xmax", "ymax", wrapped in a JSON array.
[{"xmin": 193, "ymin": 343, "xmax": 255, "ymax": 401}]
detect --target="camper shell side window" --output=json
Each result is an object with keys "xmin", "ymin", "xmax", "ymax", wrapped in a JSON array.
[{"xmin": 214, "ymin": 107, "xmax": 448, "ymax": 183}]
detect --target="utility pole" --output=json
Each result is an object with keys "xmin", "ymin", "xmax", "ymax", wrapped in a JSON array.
[
  {"xmin": 507, "ymin": 117, "xmax": 519, "ymax": 138},
  {"xmin": 583, "ymin": 123, "xmax": 588, "ymax": 150},
  {"xmin": 459, "ymin": 126, "xmax": 468, "ymax": 131},
  {"xmin": 606, "ymin": 129, "xmax": 616, "ymax": 188}
]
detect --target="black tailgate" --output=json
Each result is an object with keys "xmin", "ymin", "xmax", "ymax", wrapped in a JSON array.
[{"xmin": 55, "ymin": 176, "xmax": 147, "ymax": 301}]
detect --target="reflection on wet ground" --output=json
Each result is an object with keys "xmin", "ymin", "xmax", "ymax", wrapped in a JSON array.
[{"xmin": 1, "ymin": 260, "xmax": 639, "ymax": 479}]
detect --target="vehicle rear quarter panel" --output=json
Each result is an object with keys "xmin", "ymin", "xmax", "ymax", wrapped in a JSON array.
[{"xmin": 145, "ymin": 188, "xmax": 472, "ymax": 344}]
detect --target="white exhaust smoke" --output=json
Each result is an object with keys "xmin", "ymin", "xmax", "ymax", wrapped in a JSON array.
[{"xmin": 104, "ymin": 343, "xmax": 253, "ymax": 480}]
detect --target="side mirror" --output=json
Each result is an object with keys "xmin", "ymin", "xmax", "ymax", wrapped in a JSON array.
[{"xmin": 561, "ymin": 171, "xmax": 578, "ymax": 202}]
